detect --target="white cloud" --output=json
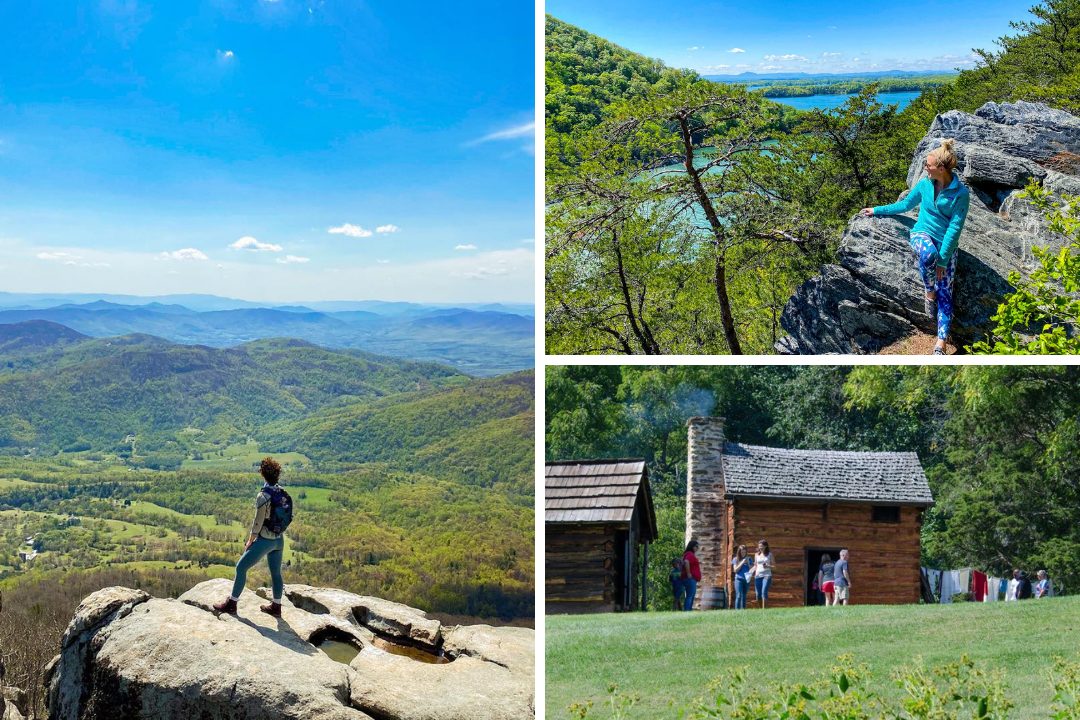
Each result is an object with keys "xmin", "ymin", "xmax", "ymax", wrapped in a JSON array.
[
  {"xmin": 217, "ymin": 49, "xmax": 235, "ymax": 61},
  {"xmin": 231, "ymin": 236, "xmax": 283, "ymax": 252},
  {"xmin": 520, "ymin": 238, "xmax": 535, "ymax": 245},
  {"xmin": 376, "ymin": 259, "xmax": 390, "ymax": 264},
  {"xmin": 375, "ymin": 224, "xmax": 400, "ymax": 234},
  {"xmin": 276, "ymin": 255, "xmax": 310, "ymax": 264},
  {"xmin": 462, "ymin": 266, "xmax": 509, "ymax": 279},
  {"xmin": 822, "ymin": 52, "xmax": 843, "ymax": 58},
  {"xmin": 328, "ymin": 223, "xmax": 373, "ymax": 238},
  {"xmin": 467, "ymin": 121, "xmax": 534, "ymax": 146},
  {"xmin": 764, "ymin": 54, "xmax": 808, "ymax": 62},
  {"xmin": 702, "ymin": 64, "xmax": 731, "ymax": 72},
  {"xmin": 687, "ymin": 46, "xmax": 701, "ymax": 52},
  {"xmin": 160, "ymin": 248, "xmax": 209, "ymax": 261},
  {"xmin": 728, "ymin": 47, "xmax": 745, "ymax": 53},
  {"xmin": 454, "ymin": 244, "xmax": 478, "ymax": 251},
  {"xmin": 37, "ymin": 251, "xmax": 81, "ymax": 262}
]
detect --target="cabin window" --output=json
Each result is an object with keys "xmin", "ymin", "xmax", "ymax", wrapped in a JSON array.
[{"xmin": 871, "ymin": 506, "xmax": 900, "ymax": 523}]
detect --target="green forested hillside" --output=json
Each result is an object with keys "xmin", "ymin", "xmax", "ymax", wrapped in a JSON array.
[
  {"xmin": 0, "ymin": 324, "xmax": 460, "ymax": 460},
  {"xmin": 263, "ymin": 371, "xmax": 534, "ymax": 494},
  {"xmin": 0, "ymin": 323, "xmax": 534, "ymax": 629}
]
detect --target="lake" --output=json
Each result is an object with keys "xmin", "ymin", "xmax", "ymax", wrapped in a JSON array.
[{"xmin": 770, "ymin": 91, "xmax": 922, "ymax": 112}]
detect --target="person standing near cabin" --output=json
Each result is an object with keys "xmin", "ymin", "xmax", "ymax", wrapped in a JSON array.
[
  {"xmin": 817, "ymin": 553, "xmax": 836, "ymax": 607},
  {"xmin": 860, "ymin": 139, "xmax": 969, "ymax": 355},
  {"xmin": 682, "ymin": 540, "xmax": 702, "ymax": 611},
  {"xmin": 731, "ymin": 545, "xmax": 751, "ymax": 610},
  {"xmin": 214, "ymin": 457, "xmax": 293, "ymax": 618},
  {"xmin": 670, "ymin": 558, "xmax": 686, "ymax": 611},
  {"xmin": 749, "ymin": 539, "xmax": 775, "ymax": 609},
  {"xmin": 1035, "ymin": 570, "xmax": 1054, "ymax": 598},
  {"xmin": 833, "ymin": 549, "xmax": 851, "ymax": 605}
]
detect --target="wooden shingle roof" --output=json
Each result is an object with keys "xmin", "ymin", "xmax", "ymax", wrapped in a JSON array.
[
  {"xmin": 721, "ymin": 442, "xmax": 933, "ymax": 506},
  {"xmin": 546, "ymin": 459, "xmax": 657, "ymax": 539}
]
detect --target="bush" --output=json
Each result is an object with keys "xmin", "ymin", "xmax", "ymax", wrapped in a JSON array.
[
  {"xmin": 969, "ymin": 183, "xmax": 1080, "ymax": 354},
  {"xmin": 563, "ymin": 655, "xmax": 1080, "ymax": 719}
]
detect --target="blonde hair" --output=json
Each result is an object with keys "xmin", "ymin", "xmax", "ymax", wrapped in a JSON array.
[{"xmin": 927, "ymin": 138, "xmax": 958, "ymax": 172}]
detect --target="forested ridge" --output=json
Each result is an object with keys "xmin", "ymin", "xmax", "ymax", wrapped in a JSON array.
[
  {"xmin": 0, "ymin": 321, "xmax": 533, "ymax": 651},
  {"xmin": 546, "ymin": 365, "xmax": 1080, "ymax": 609},
  {"xmin": 546, "ymin": 2, "xmax": 1080, "ymax": 354}
]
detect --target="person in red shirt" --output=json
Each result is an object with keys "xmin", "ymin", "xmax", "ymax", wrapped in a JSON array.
[{"xmin": 681, "ymin": 540, "xmax": 702, "ymax": 611}]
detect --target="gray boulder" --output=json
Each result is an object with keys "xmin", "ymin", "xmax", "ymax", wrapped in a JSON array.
[
  {"xmin": 46, "ymin": 580, "xmax": 534, "ymax": 720},
  {"xmin": 779, "ymin": 101, "xmax": 1079, "ymax": 354}
]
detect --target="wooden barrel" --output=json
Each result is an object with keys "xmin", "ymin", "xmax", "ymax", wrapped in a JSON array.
[{"xmin": 700, "ymin": 585, "xmax": 728, "ymax": 610}]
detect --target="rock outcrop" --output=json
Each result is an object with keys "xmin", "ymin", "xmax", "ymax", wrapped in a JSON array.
[
  {"xmin": 45, "ymin": 580, "xmax": 533, "ymax": 720},
  {"xmin": 1, "ymin": 656, "xmax": 26, "ymax": 720},
  {"xmin": 779, "ymin": 101, "xmax": 1080, "ymax": 354}
]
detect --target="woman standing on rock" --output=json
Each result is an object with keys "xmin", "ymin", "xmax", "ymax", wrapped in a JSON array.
[
  {"xmin": 861, "ymin": 139, "xmax": 970, "ymax": 354},
  {"xmin": 214, "ymin": 457, "xmax": 293, "ymax": 618}
]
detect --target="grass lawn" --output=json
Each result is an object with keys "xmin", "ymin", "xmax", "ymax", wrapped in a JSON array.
[{"xmin": 546, "ymin": 597, "xmax": 1080, "ymax": 719}]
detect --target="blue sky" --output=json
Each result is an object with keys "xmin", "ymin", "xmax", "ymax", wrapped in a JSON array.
[
  {"xmin": 547, "ymin": 0, "xmax": 1036, "ymax": 76},
  {"xmin": 0, "ymin": 1, "xmax": 534, "ymax": 303}
]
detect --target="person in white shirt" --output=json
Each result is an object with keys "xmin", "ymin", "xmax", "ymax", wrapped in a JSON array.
[{"xmin": 747, "ymin": 539, "xmax": 775, "ymax": 609}]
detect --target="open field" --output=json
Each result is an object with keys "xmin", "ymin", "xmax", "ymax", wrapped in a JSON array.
[
  {"xmin": 179, "ymin": 440, "xmax": 312, "ymax": 471},
  {"xmin": 546, "ymin": 597, "xmax": 1080, "ymax": 719}
]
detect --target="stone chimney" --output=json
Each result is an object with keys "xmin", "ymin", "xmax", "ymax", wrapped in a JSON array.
[{"xmin": 685, "ymin": 417, "xmax": 728, "ymax": 601}]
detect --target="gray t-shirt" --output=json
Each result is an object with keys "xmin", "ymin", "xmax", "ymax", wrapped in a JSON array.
[
  {"xmin": 833, "ymin": 558, "xmax": 849, "ymax": 587},
  {"xmin": 819, "ymin": 561, "xmax": 835, "ymax": 582}
]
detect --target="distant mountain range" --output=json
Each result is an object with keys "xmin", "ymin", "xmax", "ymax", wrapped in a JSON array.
[
  {"xmin": 0, "ymin": 292, "xmax": 534, "ymax": 317},
  {"xmin": 704, "ymin": 70, "xmax": 958, "ymax": 82},
  {"xmin": 0, "ymin": 294, "xmax": 534, "ymax": 376}
]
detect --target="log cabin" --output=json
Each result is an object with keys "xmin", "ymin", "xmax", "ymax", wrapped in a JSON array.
[
  {"xmin": 685, "ymin": 417, "xmax": 933, "ymax": 608},
  {"xmin": 546, "ymin": 459, "xmax": 658, "ymax": 613}
]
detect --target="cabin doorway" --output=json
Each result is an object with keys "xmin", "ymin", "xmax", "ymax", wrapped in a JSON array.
[
  {"xmin": 614, "ymin": 530, "xmax": 629, "ymax": 610},
  {"xmin": 804, "ymin": 547, "xmax": 843, "ymax": 606}
]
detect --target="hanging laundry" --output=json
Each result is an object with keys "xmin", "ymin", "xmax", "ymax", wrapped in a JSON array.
[
  {"xmin": 984, "ymin": 576, "xmax": 1000, "ymax": 602},
  {"xmin": 972, "ymin": 570, "xmax": 988, "ymax": 602},
  {"xmin": 958, "ymin": 568, "xmax": 971, "ymax": 595},
  {"xmin": 923, "ymin": 568, "xmax": 942, "ymax": 601},
  {"xmin": 940, "ymin": 570, "xmax": 962, "ymax": 603}
]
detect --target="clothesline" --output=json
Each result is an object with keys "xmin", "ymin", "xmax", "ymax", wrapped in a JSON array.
[{"xmin": 920, "ymin": 567, "xmax": 1010, "ymax": 603}]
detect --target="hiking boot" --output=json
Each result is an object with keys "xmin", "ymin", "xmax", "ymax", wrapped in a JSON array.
[
  {"xmin": 213, "ymin": 597, "xmax": 238, "ymax": 614},
  {"xmin": 260, "ymin": 601, "xmax": 282, "ymax": 618}
]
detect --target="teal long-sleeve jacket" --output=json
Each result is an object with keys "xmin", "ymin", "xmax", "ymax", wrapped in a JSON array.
[{"xmin": 872, "ymin": 172, "xmax": 970, "ymax": 268}]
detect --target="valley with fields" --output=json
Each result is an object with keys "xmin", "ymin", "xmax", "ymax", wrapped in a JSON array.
[{"xmin": 0, "ymin": 318, "xmax": 535, "ymax": 715}]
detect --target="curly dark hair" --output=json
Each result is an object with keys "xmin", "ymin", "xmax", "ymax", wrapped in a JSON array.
[{"xmin": 260, "ymin": 457, "xmax": 282, "ymax": 485}]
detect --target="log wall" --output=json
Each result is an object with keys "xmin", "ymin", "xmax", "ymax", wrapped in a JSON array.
[
  {"xmin": 703, "ymin": 499, "xmax": 923, "ymax": 608},
  {"xmin": 546, "ymin": 525, "xmax": 618, "ymax": 613}
]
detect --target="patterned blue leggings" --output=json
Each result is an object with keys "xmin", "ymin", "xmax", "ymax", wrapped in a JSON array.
[{"xmin": 910, "ymin": 231, "xmax": 957, "ymax": 340}]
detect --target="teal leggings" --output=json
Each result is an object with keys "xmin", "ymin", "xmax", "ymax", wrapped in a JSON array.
[{"xmin": 231, "ymin": 535, "xmax": 284, "ymax": 601}]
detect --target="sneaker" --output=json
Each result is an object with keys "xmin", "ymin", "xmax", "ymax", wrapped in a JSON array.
[
  {"xmin": 260, "ymin": 602, "xmax": 282, "ymax": 618},
  {"xmin": 932, "ymin": 347, "xmax": 946, "ymax": 355},
  {"xmin": 213, "ymin": 597, "xmax": 238, "ymax": 614}
]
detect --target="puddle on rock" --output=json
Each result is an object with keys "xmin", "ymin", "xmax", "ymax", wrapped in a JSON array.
[
  {"xmin": 318, "ymin": 638, "xmax": 362, "ymax": 664},
  {"xmin": 371, "ymin": 636, "xmax": 449, "ymax": 664}
]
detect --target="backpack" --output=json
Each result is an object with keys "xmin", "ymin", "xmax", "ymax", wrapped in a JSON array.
[{"xmin": 261, "ymin": 484, "xmax": 294, "ymax": 535}]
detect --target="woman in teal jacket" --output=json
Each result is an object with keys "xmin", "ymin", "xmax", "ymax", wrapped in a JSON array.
[{"xmin": 861, "ymin": 139, "xmax": 969, "ymax": 354}]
